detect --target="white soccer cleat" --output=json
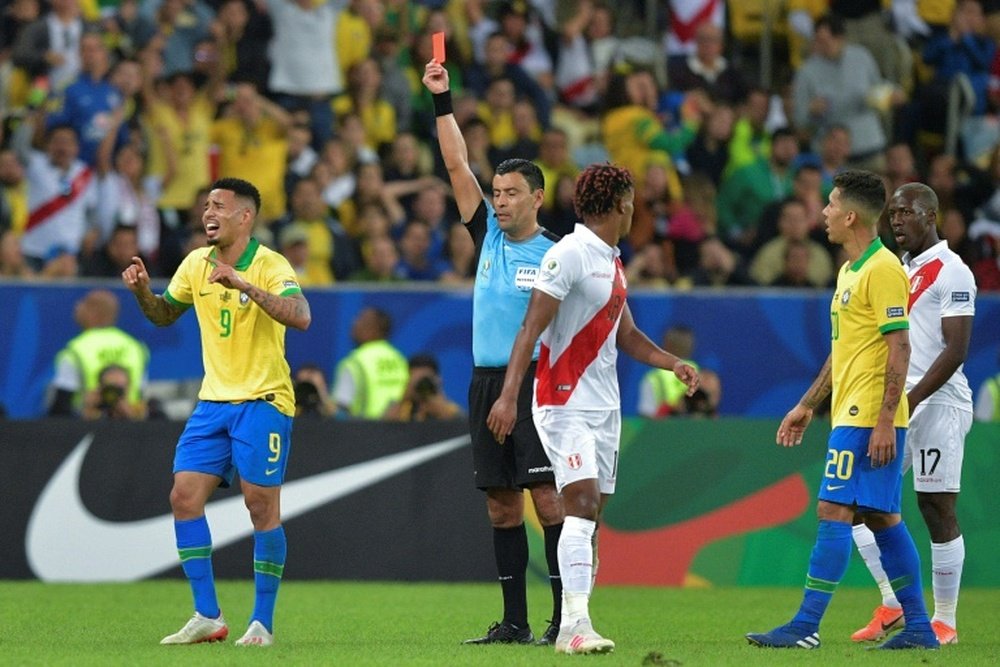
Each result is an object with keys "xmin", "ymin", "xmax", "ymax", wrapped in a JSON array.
[
  {"xmin": 554, "ymin": 619, "xmax": 615, "ymax": 655},
  {"xmin": 160, "ymin": 611, "xmax": 229, "ymax": 645},
  {"xmin": 234, "ymin": 620, "xmax": 273, "ymax": 647}
]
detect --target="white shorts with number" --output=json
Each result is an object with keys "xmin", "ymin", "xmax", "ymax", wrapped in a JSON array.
[
  {"xmin": 532, "ymin": 408, "xmax": 620, "ymax": 494},
  {"xmin": 905, "ymin": 403, "xmax": 972, "ymax": 493}
]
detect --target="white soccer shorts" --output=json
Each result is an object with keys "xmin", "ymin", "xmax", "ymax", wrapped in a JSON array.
[
  {"xmin": 532, "ymin": 408, "xmax": 620, "ymax": 494},
  {"xmin": 905, "ymin": 403, "xmax": 972, "ymax": 493}
]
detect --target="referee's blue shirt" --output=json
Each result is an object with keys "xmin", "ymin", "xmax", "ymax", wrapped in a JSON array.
[{"xmin": 468, "ymin": 199, "xmax": 558, "ymax": 367}]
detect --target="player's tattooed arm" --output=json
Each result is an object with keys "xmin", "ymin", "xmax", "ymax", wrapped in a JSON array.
[
  {"xmin": 134, "ymin": 290, "xmax": 185, "ymax": 327},
  {"xmin": 880, "ymin": 330, "xmax": 910, "ymax": 419},
  {"xmin": 800, "ymin": 355, "xmax": 832, "ymax": 410},
  {"xmin": 242, "ymin": 285, "xmax": 312, "ymax": 331}
]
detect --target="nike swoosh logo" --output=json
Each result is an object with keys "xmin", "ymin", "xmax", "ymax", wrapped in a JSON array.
[
  {"xmin": 825, "ymin": 484, "xmax": 846, "ymax": 491},
  {"xmin": 265, "ymin": 468, "xmax": 279, "ymax": 476},
  {"xmin": 198, "ymin": 291, "xmax": 213, "ymax": 296},
  {"xmin": 26, "ymin": 433, "xmax": 469, "ymax": 582}
]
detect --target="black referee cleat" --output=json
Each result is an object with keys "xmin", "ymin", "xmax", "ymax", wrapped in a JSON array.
[
  {"xmin": 535, "ymin": 619, "xmax": 559, "ymax": 646},
  {"xmin": 462, "ymin": 621, "xmax": 534, "ymax": 645}
]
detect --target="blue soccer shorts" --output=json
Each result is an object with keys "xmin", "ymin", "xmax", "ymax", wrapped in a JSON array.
[
  {"xmin": 817, "ymin": 426, "xmax": 905, "ymax": 514},
  {"xmin": 174, "ymin": 400, "xmax": 293, "ymax": 487}
]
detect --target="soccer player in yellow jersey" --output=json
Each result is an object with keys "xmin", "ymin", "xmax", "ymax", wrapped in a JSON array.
[
  {"xmin": 747, "ymin": 171, "xmax": 939, "ymax": 650},
  {"xmin": 122, "ymin": 178, "xmax": 311, "ymax": 648}
]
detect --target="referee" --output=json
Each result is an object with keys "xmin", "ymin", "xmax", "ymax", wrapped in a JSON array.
[{"xmin": 423, "ymin": 59, "xmax": 564, "ymax": 646}]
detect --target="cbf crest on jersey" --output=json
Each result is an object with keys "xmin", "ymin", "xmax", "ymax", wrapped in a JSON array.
[
  {"xmin": 239, "ymin": 292, "xmax": 250, "ymax": 306},
  {"xmin": 840, "ymin": 288, "xmax": 851, "ymax": 305}
]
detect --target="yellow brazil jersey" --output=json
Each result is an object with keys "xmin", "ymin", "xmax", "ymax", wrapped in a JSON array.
[
  {"xmin": 163, "ymin": 239, "xmax": 301, "ymax": 416},
  {"xmin": 211, "ymin": 117, "xmax": 288, "ymax": 222},
  {"xmin": 145, "ymin": 94, "xmax": 215, "ymax": 210},
  {"xmin": 830, "ymin": 239, "xmax": 909, "ymax": 429},
  {"xmin": 601, "ymin": 105, "xmax": 682, "ymax": 198}
]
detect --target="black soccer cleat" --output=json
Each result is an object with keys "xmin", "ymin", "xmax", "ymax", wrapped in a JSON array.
[
  {"xmin": 462, "ymin": 620, "xmax": 534, "ymax": 645},
  {"xmin": 535, "ymin": 619, "xmax": 559, "ymax": 646}
]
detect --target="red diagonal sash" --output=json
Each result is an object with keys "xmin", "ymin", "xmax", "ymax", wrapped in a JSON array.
[
  {"xmin": 536, "ymin": 258, "xmax": 627, "ymax": 406},
  {"xmin": 26, "ymin": 166, "xmax": 93, "ymax": 231},
  {"xmin": 671, "ymin": 0, "xmax": 720, "ymax": 43},
  {"xmin": 908, "ymin": 258, "xmax": 943, "ymax": 310}
]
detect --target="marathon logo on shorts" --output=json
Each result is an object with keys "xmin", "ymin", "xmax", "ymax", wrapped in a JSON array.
[
  {"xmin": 886, "ymin": 306, "xmax": 905, "ymax": 318},
  {"xmin": 514, "ymin": 266, "xmax": 538, "ymax": 291},
  {"xmin": 951, "ymin": 291, "xmax": 970, "ymax": 302},
  {"xmin": 557, "ymin": 384, "xmax": 571, "ymax": 392},
  {"xmin": 567, "ymin": 453, "xmax": 582, "ymax": 470},
  {"xmin": 527, "ymin": 465, "xmax": 553, "ymax": 474}
]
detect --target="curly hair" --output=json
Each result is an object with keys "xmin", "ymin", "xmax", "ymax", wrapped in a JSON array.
[{"xmin": 573, "ymin": 164, "xmax": 634, "ymax": 218}]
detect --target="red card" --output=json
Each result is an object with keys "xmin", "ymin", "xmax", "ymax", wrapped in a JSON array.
[{"xmin": 432, "ymin": 31, "xmax": 446, "ymax": 63}]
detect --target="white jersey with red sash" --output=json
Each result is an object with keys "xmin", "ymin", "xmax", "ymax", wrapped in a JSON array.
[
  {"xmin": 903, "ymin": 240, "xmax": 976, "ymax": 410},
  {"xmin": 666, "ymin": 0, "xmax": 724, "ymax": 56},
  {"xmin": 532, "ymin": 223, "xmax": 627, "ymax": 410},
  {"xmin": 21, "ymin": 150, "xmax": 96, "ymax": 260}
]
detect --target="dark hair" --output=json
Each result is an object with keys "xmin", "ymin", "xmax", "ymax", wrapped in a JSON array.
[
  {"xmin": 771, "ymin": 126, "xmax": 797, "ymax": 142},
  {"xmin": 496, "ymin": 158, "xmax": 544, "ymax": 192},
  {"xmin": 815, "ymin": 13, "xmax": 846, "ymax": 37},
  {"xmin": 211, "ymin": 177, "xmax": 261, "ymax": 214},
  {"xmin": 574, "ymin": 163, "xmax": 634, "ymax": 217},
  {"xmin": 833, "ymin": 170, "xmax": 886, "ymax": 223},
  {"xmin": 369, "ymin": 307, "xmax": 393, "ymax": 337},
  {"xmin": 408, "ymin": 353, "xmax": 440, "ymax": 373},
  {"xmin": 895, "ymin": 182, "xmax": 939, "ymax": 213}
]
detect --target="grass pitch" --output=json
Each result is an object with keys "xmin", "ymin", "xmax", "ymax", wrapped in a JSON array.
[{"xmin": 1, "ymin": 581, "xmax": 997, "ymax": 666}]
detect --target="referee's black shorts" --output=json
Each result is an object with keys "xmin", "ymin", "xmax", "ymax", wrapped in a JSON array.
[{"xmin": 468, "ymin": 362, "xmax": 555, "ymax": 490}]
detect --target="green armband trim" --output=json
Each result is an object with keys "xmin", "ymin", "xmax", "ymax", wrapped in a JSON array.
[
  {"xmin": 163, "ymin": 290, "xmax": 192, "ymax": 309},
  {"xmin": 879, "ymin": 321, "xmax": 909, "ymax": 334}
]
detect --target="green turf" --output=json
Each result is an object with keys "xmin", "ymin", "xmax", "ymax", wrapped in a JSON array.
[{"xmin": 1, "ymin": 581, "xmax": 997, "ymax": 665}]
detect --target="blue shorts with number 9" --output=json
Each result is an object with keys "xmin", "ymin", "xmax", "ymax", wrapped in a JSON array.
[
  {"xmin": 174, "ymin": 400, "xmax": 293, "ymax": 488},
  {"xmin": 818, "ymin": 426, "xmax": 905, "ymax": 514}
]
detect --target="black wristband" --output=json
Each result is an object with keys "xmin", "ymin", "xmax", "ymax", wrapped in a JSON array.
[{"xmin": 432, "ymin": 90, "xmax": 453, "ymax": 117}]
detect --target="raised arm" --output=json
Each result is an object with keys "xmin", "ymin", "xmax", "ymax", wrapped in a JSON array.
[
  {"xmin": 122, "ymin": 256, "xmax": 187, "ymax": 326},
  {"xmin": 486, "ymin": 289, "xmax": 561, "ymax": 443},
  {"xmin": 422, "ymin": 60, "xmax": 484, "ymax": 222}
]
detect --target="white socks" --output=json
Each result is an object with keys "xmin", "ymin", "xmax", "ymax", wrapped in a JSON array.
[
  {"xmin": 852, "ymin": 523, "xmax": 900, "ymax": 608},
  {"xmin": 930, "ymin": 535, "xmax": 964, "ymax": 627},
  {"xmin": 559, "ymin": 516, "xmax": 596, "ymax": 625},
  {"xmin": 854, "ymin": 523, "xmax": 965, "ymax": 626}
]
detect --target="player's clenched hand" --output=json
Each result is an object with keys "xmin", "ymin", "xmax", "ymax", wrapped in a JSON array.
[
  {"xmin": 867, "ymin": 423, "xmax": 896, "ymax": 468},
  {"xmin": 673, "ymin": 360, "xmax": 700, "ymax": 396},
  {"xmin": 204, "ymin": 256, "xmax": 249, "ymax": 292},
  {"xmin": 422, "ymin": 60, "xmax": 449, "ymax": 94},
  {"xmin": 122, "ymin": 256, "xmax": 151, "ymax": 293},
  {"xmin": 776, "ymin": 404, "xmax": 813, "ymax": 447},
  {"xmin": 486, "ymin": 394, "xmax": 517, "ymax": 445}
]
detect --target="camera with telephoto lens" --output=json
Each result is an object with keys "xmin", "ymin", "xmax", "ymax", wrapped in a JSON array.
[
  {"xmin": 98, "ymin": 383, "xmax": 125, "ymax": 410},
  {"xmin": 414, "ymin": 375, "xmax": 440, "ymax": 399}
]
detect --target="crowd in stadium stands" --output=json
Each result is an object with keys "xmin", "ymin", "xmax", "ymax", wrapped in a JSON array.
[{"xmin": 1, "ymin": 0, "xmax": 1000, "ymax": 291}]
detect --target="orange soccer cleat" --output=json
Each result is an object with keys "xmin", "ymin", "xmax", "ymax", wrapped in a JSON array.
[{"xmin": 850, "ymin": 605, "xmax": 904, "ymax": 642}]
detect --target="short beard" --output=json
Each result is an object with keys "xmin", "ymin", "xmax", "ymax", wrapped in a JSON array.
[{"xmin": 207, "ymin": 238, "xmax": 220, "ymax": 246}]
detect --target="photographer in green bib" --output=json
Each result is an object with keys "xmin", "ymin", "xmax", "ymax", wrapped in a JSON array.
[{"xmin": 48, "ymin": 289, "xmax": 149, "ymax": 419}]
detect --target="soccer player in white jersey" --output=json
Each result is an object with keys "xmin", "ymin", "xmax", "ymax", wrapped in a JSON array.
[
  {"xmin": 850, "ymin": 183, "xmax": 976, "ymax": 646},
  {"xmin": 487, "ymin": 163, "xmax": 700, "ymax": 654}
]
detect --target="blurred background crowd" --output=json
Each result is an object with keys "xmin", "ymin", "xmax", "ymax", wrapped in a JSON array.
[{"xmin": 2, "ymin": 0, "xmax": 1000, "ymax": 292}]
